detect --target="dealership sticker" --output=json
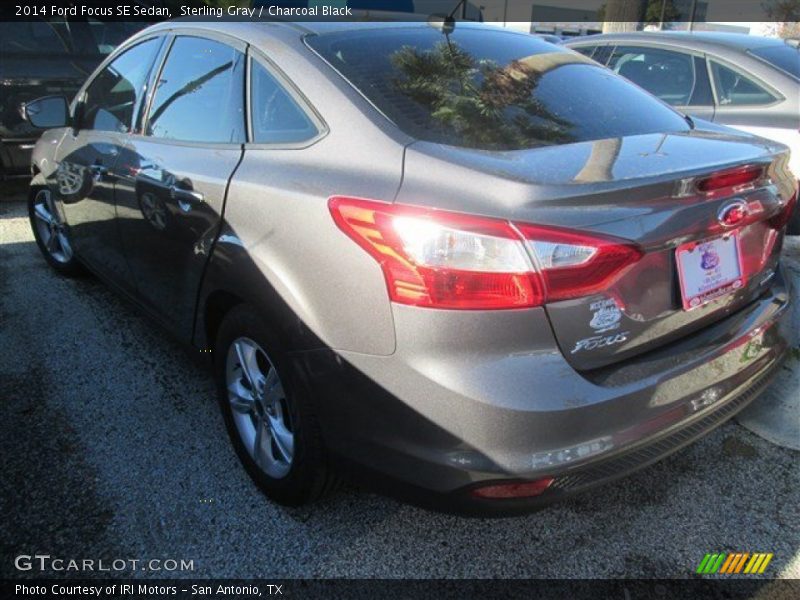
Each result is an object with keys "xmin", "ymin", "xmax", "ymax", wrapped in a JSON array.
[{"xmin": 588, "ymin": 298, "xmax": 622, "ymax": 333}]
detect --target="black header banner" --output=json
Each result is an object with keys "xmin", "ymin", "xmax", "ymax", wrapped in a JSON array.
[{"xmin": 0, "ymin": 1, "xmax": 796, "ymax": 23}]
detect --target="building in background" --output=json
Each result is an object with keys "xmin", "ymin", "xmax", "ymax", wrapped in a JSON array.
[{"xmin": 487, "ymin": 1, "xmax": 784, "ymax": 38}]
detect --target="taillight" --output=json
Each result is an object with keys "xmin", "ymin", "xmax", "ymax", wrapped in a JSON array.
[
  {"xmin": 329, "ymin": 197, "xmax": 540, "ymax": 309},
  {"xmin": 517, "ymin": 224, "xmax": 643, "ymax": 302},
  {"xmin": 329, "ymin": 197, "xmax": 642, "ymax": 310},
  {"xmin": 696, "ymin": 165, "xmax": 764, "ymax": 197},
  {"xmin": 769, "ymin": 188, "xmax": 798, "ymax": 230}
]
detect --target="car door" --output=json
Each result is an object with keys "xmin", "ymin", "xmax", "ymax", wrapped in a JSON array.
[
  {"xmin": 114, "ymin": 33, "xmax": 246, "ymax": 339},
  {"xmin": 607, "ymin": 45, "xmax": 715, "ymax": 121},
  {"xmin": 54, "ymin": 36, "xmax": 163, "ymax": 288}
]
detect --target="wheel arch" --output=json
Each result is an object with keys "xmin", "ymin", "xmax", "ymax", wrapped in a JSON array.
[
  {"xmin": 201, "ymin": 289, "xmax": 244, "ymax": 356},
  {"xmin": 194, "ymin": 238, "xmax": 326, "ymax": 356}
]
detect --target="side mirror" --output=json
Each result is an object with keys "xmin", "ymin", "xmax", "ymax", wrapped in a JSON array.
[{"xmin": 21, "ymin": 96, "xmax": 69, "ymax": 129}]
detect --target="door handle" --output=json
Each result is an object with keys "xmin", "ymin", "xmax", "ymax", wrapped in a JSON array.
[
  {"xmin": 88, "ymin": 164, "xmax": 108, "ymax": 181},
  {"xmin": 169, "ymin": 184, "xmax": 204, "ymax": 212}
]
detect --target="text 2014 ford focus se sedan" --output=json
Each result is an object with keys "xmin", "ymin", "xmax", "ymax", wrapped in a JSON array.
[{"xmin": 24, "ymin": 20, "xmax": 797, "ymax": 515}]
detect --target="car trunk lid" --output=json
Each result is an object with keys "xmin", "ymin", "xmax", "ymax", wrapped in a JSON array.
[{"xmin": 397, "ymin": 128, "xmax": 796, "ymax": 370}]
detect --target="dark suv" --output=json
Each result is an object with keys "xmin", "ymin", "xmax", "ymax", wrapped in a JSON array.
[{"xmin": 0, "ymin": 19, "xmax": 147, "ymax": 180}]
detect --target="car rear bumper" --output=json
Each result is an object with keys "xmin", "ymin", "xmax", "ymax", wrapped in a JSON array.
[{"xmin": 294, "ymin": 267, "xmax": 792, "ymax": 515}]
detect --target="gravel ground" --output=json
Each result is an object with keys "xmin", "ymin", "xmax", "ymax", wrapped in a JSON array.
[{"xmin": 1, "ymin": 196, "xmax": 798, "ymax": 580}]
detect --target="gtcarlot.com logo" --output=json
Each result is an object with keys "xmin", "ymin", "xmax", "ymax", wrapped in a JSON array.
[
  {"xmin": 696, "ymin": 552, "xmax": 773, "ymax": 575},
  {"xmin": 15, "ymin": 554, "xmax": 195, "ymax": 572}
]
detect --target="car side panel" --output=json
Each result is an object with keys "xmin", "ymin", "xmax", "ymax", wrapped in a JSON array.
[
  {"xmin": 194, "ymin": 29, "xmax": 410, "ymax": 356},
  {"xmin": 114, "ymin": 139, "xmax": 244, "ymax": 340},
  {"xmin": 52, "ymin": 129, "xmax": 136, "ymax": 292},
  {"xmin": 198, "ymin": 133, "xmax": 403, "ymax": 356}
]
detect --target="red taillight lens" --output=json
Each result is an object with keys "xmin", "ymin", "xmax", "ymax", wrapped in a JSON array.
[
  {"xmin": 471, "ymin": 478, "xmax": 554, "ymax": 499},
  {"xmin": 329, "ymin": 197, "xmax": 641, "ymax": 310},
  {"xmin": 329, "ymin": 197, "xmax": 541, "ymax": 309},
  {"xmin": 769, "ymin": 189, "xmax": 798, "ymax": 230},
  {"xmin": 517, "ymin": 224, "xmax": 643, "ymax": 302},
  {"xmin": 696, "ymin": 165, "xmax": 764, "ymax": 196}
]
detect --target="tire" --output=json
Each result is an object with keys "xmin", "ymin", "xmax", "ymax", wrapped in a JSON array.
[
  {"xmin": 214, "ymin": 304, "xmax": 336, "ymax": 506},
  {"xmin": 28, "ymin": 186, "xmax": 84, "ymax": 276}
]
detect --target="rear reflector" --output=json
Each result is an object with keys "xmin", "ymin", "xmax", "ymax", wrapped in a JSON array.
[
  {"xmin": 471, "ymin": 478, "xmax": 554, "ymax": 499},
  {"xmin": 329, "ymin": 197, "xmax": 641, "ymax": 310},
  {"xmin": 696, "ymin": 165, "xmax": 764, "ymax": 196}
]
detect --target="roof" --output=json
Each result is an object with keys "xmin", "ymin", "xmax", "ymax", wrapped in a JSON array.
[
  {"xmin": 125, "ymin": 18, "xmax": 530, "ymax": 57},
  {"xmin": 136, "ymin": 17, "xmax": 501, "ymax": 40}
]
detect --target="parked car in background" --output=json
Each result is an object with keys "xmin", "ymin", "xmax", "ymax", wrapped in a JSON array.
[
  {"xmin": 0, "ymin": 19, "xmax": 148, "ymax": 180},
  {"xmin": 22, "ymin": 21, "xmax": 797, "ymax": 515},
  {"xmin": 565, "ymin": 32, "xmax": 800, "ymax": 233}
]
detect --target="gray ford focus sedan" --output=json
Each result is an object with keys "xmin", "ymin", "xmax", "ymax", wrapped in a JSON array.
[{"xmin": 24, "ymin": 20, "xmax": 797, "ymax": 515}]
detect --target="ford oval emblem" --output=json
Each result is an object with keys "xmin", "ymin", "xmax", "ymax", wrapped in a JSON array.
[{"xmin": 718, "ymin": 199, "xmax": 748, "ymax": 228}]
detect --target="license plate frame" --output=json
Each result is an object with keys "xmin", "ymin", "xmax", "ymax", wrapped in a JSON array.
[{"xmin": 675, "ymin": 231, "xmax": 746, "ymax": 311}]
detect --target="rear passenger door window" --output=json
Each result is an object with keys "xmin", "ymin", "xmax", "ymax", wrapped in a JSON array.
[
  {"xmin": 709, "ymin": 60, "xmax": 779, "ymax": 106},
  {"xmin": 609, "ymin": 46, "xmax": 696, "ymax": 107},
  {"xmin": 146, "ymin": 36, "xmax": 246, "ymax": 143},
  {"xmin": 249, "ymin": 58, "xmax": 319, "ymax": 144}
]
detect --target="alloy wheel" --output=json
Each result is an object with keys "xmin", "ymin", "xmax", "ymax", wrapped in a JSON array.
[
  {"xmin": 225, "ymin": 337, "xmax": 294, "ymax": 479},
  {"xmin": 32, "ymin": 188, "xmax": 73, "ymax": 264}
]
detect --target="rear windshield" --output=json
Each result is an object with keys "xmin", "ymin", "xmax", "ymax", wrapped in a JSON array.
[
  {"xmin": 749, "ymin": 44, "xmax": 800, "ymax": 80},
  {"xmin": 307, "ymin": 26, "xmax": 690, "ymax": 150}
]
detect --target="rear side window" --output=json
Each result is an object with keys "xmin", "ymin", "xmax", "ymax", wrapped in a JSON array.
[
  {"xmin": 307, "ymin": 27, "xmax": 689, "ymax": 150},
  {"xmin": 83, "ymin": 38, "xmax": 160, "ymax": 133},
  {"xmin": 709, "ymin": 60, "xmax": 778, "ymax": 106},
  {"xmin": 147, "ymin": 36, "xmax": 246, "ymax": 144},
  {"xmin": 250, "ymin": 60, "xmax": 319, "ymax": 144},
  {"xmin": 571, "ymin": 45, "xmax": 597, "ymax": 58},
  {"xmin": 748, "ymin": 44, "xmax": 800, "ymax": 80},
  {"xmin": 609, "ymin": 46, "xmax": 696, "ymax": 106}
]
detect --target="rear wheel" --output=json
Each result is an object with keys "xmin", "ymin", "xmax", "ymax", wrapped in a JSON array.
[
  {"xmin": 215, "ymin": 305, "xmax": 336, "ymax": 506},
  {"xmin": 28, "ymin": 186, "xmax": 83, "ymax": 276}
]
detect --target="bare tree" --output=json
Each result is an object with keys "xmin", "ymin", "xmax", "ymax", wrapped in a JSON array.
[{"xmin": 762, "ymin": 0, "xmax": 800, "ymax": 37}]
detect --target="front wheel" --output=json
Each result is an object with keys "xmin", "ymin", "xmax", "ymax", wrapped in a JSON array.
[
  {"xmin": 215, "ymin": 305, "xmax": 336, "ymax": 506},
  {"xmin": 28, "ymin": 186, "xmax": 83, "ymax": 276}
]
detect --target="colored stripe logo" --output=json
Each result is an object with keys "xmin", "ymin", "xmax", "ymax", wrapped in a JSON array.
[{"xmin": 696, "ymin": 552, "xmax": 773, "ymax": 574}]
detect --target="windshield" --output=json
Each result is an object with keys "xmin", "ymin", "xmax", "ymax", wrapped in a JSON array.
[
  {"xmin": 307, "ymin": 26, "xmax": 690, "ymax": 151},
  {"xmin": 749, "ymin": 44, "xmax": 800, "ymax": 80}
]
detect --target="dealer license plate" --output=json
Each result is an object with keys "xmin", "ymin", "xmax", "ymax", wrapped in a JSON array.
[{"xmin": 675, "ymin": 232, "xmax": 745, "ymax": 311}]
